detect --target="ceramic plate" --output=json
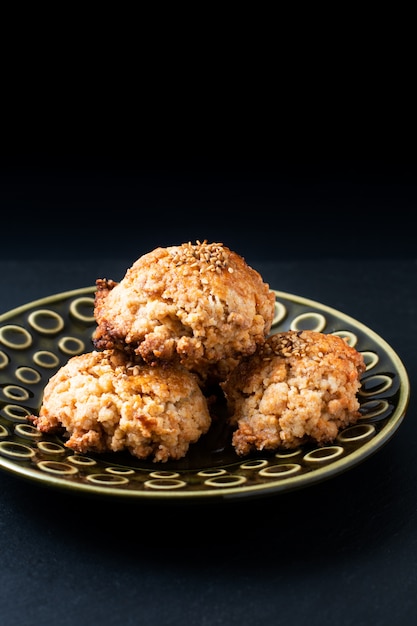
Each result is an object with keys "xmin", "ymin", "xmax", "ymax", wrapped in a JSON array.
[{"xmin": 0, "ymin": 287, "xmax": 410, "ymax": 501}]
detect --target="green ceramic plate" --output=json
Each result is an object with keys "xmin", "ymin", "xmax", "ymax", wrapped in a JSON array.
[{"xmin": 0, "ymin": 287, "xmax": 410, "ymax": 501}]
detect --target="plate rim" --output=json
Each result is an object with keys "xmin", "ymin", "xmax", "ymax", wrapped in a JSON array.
[{"xmin": 0, "ymin": 286, "xmax": 410, "ymax": 502}]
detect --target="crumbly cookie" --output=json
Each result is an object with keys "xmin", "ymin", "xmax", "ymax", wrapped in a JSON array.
[
  {"xmin": 221, "ymin": 330, "xmax": 366, "ymax": 455},
  {"xmin": 28, "ymin": 349, "xmax": 211, "ymax": 463},
  {"xmin": 92, "ymin": 241, "xmax": 276, "ymax": 385}
]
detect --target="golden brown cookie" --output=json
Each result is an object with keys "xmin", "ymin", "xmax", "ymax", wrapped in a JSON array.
[
  {"xmin": 93, "ymin": 241, "xmax": 276, "ymax": 385},
  {"xmin": 221, "ymin": 330, "xmax": 366, "ymax": 456},
  {"xmin": 28, "ymin": 349, "xmax": 211, "ymax": 463}
]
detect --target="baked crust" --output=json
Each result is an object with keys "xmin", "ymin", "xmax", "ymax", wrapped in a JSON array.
[
  {"xmin": 221, "ymin": 330, "xmax": 366, "ymax": 455},
  {"xmin": 28, "ymin": 349, "xmax": 211, "ymax": 463},
  {"xmin": 93, "ymin": 241, "xmax": 276, "ymax": 385}
]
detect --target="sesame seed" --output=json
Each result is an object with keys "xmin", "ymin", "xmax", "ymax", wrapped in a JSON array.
[
  {"xmin": 169, "ymin": 241, "xmax": 230, "ymax": 273},
  {"xmin": 265, "ymin": 331, "xmax": 308, "ymax": 359}
]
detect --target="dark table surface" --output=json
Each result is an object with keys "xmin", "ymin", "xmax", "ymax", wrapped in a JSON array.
[{"xmin": 1, "ymin": 156, "xmax": 416, "ymax": 626}]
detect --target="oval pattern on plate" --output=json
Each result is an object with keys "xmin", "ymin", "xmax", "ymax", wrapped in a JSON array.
[{"xmin": 0, "ymin": 286, "xmax": 410, "ymax": 501}]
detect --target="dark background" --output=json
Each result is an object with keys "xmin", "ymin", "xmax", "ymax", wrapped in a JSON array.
[{"xmin": 1, "ymin": 149, "xmax": 416, "ymax": 264}]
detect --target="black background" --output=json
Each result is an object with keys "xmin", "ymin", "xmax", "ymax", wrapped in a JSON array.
[{"xmin": 1, "ymin": 147, "xmax": 416, "ymax": 263}]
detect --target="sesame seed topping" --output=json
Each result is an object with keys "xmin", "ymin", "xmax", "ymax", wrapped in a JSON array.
[
  {"xmin": 262, "ymin": 331, "xmax": 308, "ymax": 359},
  {"xmin": 169, "ymin": 240, "xmax": 230, "ymax": 273},
  {"xmin": 127, "ymin": 365, "xmax": 141, "ymax": 376}
]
